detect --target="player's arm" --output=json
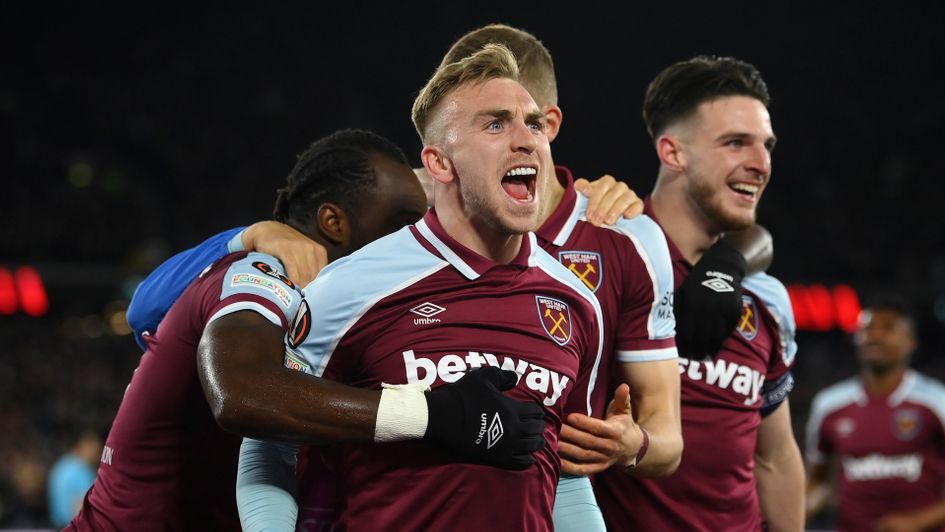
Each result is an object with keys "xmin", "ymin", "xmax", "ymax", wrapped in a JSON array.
[
  {"xmin": 874, "ymin": 499, "xmax": 945, "ymax": 532},
  {"xmin": 674, "ymin": 225, "xmax": 774, "ymax": 359},
  {"xmin": 240, "ymin": 221, "xmax": 326, "ymax": 287},
  {"xmin": 621, "ymin": 359, "xmax": 682, "ymax": 476},
  {"xmin": 560, "ymin": 216, "xmax": 682, "ymax": 477},
  {"xmin": 723, "ymin": 224, "xmax": 773, "ymax": 274},
  {"xmin": 128, "ymin": 222, "xmax": 327, "ymax": 348},
  {"xmin": 559, "ymin": 361, "xmax": 682, "ymax": 477},
  {"xmin": 198, "ymin": 310, "xmax": 545, "ymax": 467},
  {"xmin": 236, "ymin": 438, "xmax": 300, "ymax": 532},
  {"xmin": 755, "ymin": 400, "xmax": 805, "ymax": 532},
  {"xmin": 126, "ymin": 226, "xmax": 245, "ymax": 348},
  {"xmin": 198, "ymin": 310, "xmax": 379, "ymax": 442},
  {"xmin": 419, "ymin": 166, "xmax": 644, "ymax": 227}
]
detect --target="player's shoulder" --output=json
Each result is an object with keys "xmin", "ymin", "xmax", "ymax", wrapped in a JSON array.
[
  {"xmin": 306, "ymin": 226, "xmax": 447, "ymax": 301},
  {"xmin": 568, "ymin": 192, "xmax": 669, "ymax": 254},
  {"xmin": 810, "ymin": 377, "xmax": 863, "ymax": 419},
  {"xmin": 743, "ymin": 272, "xmax": 796, "ymax": 348},
  {"xmin": 902, "ymin": 371, "xmax": 945, "ymax": 427},
  {"xmin": 908, "ymin": 370, "xmax": 945, "ymax": 395},
  {"xmin": 743, "ymin": 272, "xmax": 792, "ymax": 318},
  {"xmin": 216, "ymin": 251, "xmax": 302, "ymax": 311},
  {"xmin": 605, "ymin": 212, "xmax": 670, "ymax": 253}
]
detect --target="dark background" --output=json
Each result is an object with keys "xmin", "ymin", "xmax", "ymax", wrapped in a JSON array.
[{"xmin": 2, "ymin": 3, "xmax": 944, "ymax": 528}]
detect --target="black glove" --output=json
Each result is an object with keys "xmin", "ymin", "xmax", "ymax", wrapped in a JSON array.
[
  {"xmin": 424, "ymin": 367, "xmax": 546, "ymax": 470},
  {"xmin": 674, "ymin": 238, "xmax": 747, "ymax": 360}
]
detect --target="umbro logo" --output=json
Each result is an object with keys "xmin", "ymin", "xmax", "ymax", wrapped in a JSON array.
[
  {"xmin": 475, "ymin": 412, "xmax": 505, "ymax": 449},
  {"xmin": 701, "ymin": 270, "xmax": 735, "ymax": 293},
  {"xmin": 701, "ymin": 278, "xmax": 734, "ymax": 293},
  {"xmin": 487, "ymin": 412, "xmax": 504, "ymax": 449},
  {"xmin": 410, "ymin": 302, "xmax": 445, "ymax": 325}
]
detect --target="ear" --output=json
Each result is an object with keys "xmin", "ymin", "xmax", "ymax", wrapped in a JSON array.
[
  {"xmin": 656, "ymin": 134, "xmax": 686, "ymax": 171},
  {"xmin": 543, "ymin": 105, "xmax": 563, "ymax": 142},
  {"xmin": 316, "ymin": 203, "xmax": 350, "ymax": 247},
  {"xmin": 421, "ymin": 145, "xmax": 454, "ymax": 185}
]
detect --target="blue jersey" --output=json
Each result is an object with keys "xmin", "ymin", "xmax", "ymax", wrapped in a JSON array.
[{"xmin": 127, "ymin": 226, "xmax": 245, "ymax": 349}]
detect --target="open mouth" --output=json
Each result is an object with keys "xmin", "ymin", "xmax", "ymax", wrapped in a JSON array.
[
  {"xmin": 729, "ymin": 182, "xmax": 760, "ymax": 200},
  {"xmin": 501, "ymin": 166, "xmax": 537, "ymax": 202}
]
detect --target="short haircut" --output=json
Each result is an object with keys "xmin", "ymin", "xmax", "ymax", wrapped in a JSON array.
[
  {"xmin": 273, "ymin": 129, "xmax": 408, "ymax": 229},
  {"xmin": 439, "ymin": 24, "xmax": 557, "ymax": 108},
  {"xmin": 863, "ymin": 291, "xmax": 918, "ymax": 332},
  {"xmin": 642, "ymin": 55, "xmax": 771, "ymax": 141},
  {"xmin": 412, "ymin": 43, "xmax": 520, "ymax": 143}
]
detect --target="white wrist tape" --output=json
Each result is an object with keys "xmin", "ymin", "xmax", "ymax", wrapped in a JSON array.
[{"xmin": 374, "ymin": 382, "xmax": 430, "ymax": 443}]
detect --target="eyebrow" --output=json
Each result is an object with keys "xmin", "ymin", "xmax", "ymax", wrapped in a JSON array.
[
  {"xmin": 718, "ymin": 131, "xmax": 779, "ymax": 146},
  {"xmin": 472, "ymin": 108, "xmax": 545, "ymax": 124},
  {"xmin": 525, "ymin": 109, "xmax": 546, "ymax": 124},
  {"xmin": 474, "ymin": 108, "xmax": 515, "ymax": 122}
]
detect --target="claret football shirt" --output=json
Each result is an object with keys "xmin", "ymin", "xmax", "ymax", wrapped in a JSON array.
[{"xmin": 287, "ymin": 209, "xmax": 604, "ymax": 531}]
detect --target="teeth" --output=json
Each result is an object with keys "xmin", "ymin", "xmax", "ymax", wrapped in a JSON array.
[
  {"xmin": 731, "ymin": 183, "xmax": 759, "ymax": 194},
  {"xmin": 505, "ymin": 167, "xmax": 537, "ymax": 177}
]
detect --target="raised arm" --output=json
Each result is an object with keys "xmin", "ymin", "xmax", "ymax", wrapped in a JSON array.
[
  {"xmin": 674, "ymin": 224, "xmax": 774, "ymax": 360},
  {"xmin": 723, "ymin": 224, "xmax": 773, "ymax": 274},
  {"xmin": 127, "ymin": 226, "xmax": 245, "ymax": 349},
  {"xmin": 127, "ymin": 222, "xmax": 326, "ymax": 350}
]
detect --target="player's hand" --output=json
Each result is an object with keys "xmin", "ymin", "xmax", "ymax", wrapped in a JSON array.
[
  {"xmin": 574, "ymin": 175, "xmax": 644, "ymax": 226},
  {"xmin": 424, "ymin": 367, "xmax": 546, "ymax": 470},
  {"xmin": 674, "ymin": 238, "xmax": 747, "ymax": 360},
  {"xmin": 242, "ymin": 221, "xmax": 328, "ymax": 287},
  {"xmin": 558, "ymin": 384, "xmax": 643, "ymax": 475}
]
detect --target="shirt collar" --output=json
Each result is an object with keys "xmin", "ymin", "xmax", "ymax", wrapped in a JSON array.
[
  {"xmin": 535, "ymin": 166, "xmax": 581, "ymax": 246},
  {"xmin": 887, "ymin": 370, "xmax": 917, "ymax": 407},
  {"xmin": 414, "ymin": 208, "xmax": 536, "ymax": 280},
  {"xmin": 853, "ymin": 370, "xmax": 915, "ymax": 407}
]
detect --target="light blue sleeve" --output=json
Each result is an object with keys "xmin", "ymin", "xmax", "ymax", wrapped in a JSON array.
[
  {"xmin": 236, "ymin": 438, "xmax": 300, "ymax": 532},
  {"xmin": 743, "ymin": 272, "xmax": 797, "ymax": 367},
  {"xmin": 552, "ymin": 474, "xmax": 606, "ymax": 532},
  {"xmin": 126, "ymin": 226, "xmax": 246, "ymax": 349}
]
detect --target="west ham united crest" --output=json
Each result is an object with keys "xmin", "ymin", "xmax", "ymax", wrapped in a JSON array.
[
  {"xmin": 536, "ymin": 296, "xmax": 571, "ymax": 346},
  {"xmin": 892, "ymin": 408, "xmax": 922, "ymax": 441},
  {"xmin": 737, "ymin": 295, "xmax": 759, "ymax": 341},
  {"xmin": 558, "ymin": 251, "xmax": 602, "ymax": 293}
]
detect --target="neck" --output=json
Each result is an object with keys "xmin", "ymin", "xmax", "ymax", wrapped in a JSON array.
[
  {"xmin": 650, "ymin": 168, "xmax": 719, "ymax": 264},
  {"xmin": 861, "ymin": 366, "xmax": 907, "ymax": 397},
  {"xmin": 434, "ymin": 193, "xmax": 524, "ymax": 264},
  {"xmin": 537, "ymin": 158, "xmax": 564, "ymax": 227}
]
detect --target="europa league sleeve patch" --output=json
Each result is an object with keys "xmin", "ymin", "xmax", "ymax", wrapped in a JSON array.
[{"xmin": 286, "ymin": 300, "xmax": 311, "ymax": 349}]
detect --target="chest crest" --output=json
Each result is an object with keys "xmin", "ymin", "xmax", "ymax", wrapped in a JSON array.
[
  {"xmin": 558, "ymin": 250, "xmax": 602, "ymax": 293},
  {"xmin": 536, "ymin": 296, "xmax": 572, "ymax": 346},
  {"xmin": 892, "ymin": 408, "xmax": 922, "ymax": 441},
  {"xmin": 737, "ymin": 295, "xmax": 760, "ymax": 341}
]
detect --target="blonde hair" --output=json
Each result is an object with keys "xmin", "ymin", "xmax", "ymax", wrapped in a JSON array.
[
  {"xmin": 411, "ymin": 43, "xmax": 520, "ymax": 143},
  {"xmin": 440, "ymin": 24, "xmax": 557, "ymax": 109}
]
